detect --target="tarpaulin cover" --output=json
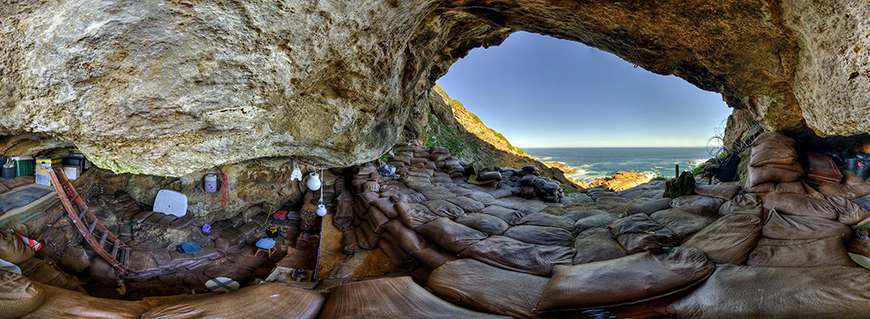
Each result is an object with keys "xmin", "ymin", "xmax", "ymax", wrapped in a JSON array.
[
  {"xmin": 459, "ymin": 236, "xmax": 574, "ymax": 276},
  {"xmin": 318, "ymin": 276, "xmax": 508, "ymax": 319},
  {"xmin": 535, "ymin": 247, "xmax": 713, "ymax": 312},
  {"xmin": 504, "ymin": 225, "xmax": 573, "ymax": 247},
  {"xmin": 762, "ymin": 193, "xmax": 839, "ymax": 220},
  {"xmin": 667, "ymin": 265, "xmax": 870, "ymax": 319},
  {"xmin": 762, "ymin": 209, "xmax": 851, "ymax": 240},
  {"xmin": 416, "ymin": 217, "xmax": 488, "ymax": 253},
  {"xmin": 142, "ymin": 283, "xmax": 324, "ymax": 319},
  {"xmin": 747, "ymin": 236, "xmax": 854, "ymax": 267},
  {"xmin": 670, "ymin": 195, "xmax": 725, "ymax": 216},
  {"xmin": 454, "ymin": 213, "xmax": 509, "ymax": 235},
  {"xmin": 428, "ymin": 259, "xmax": 550, "ymax": 319},
  {"xmin": 0, "ymin": 271, "xmax": 43, "ymax": 319},
  {"xmin": 611, "ymin": 214, "xmax": 679, "ymax": 254},
  {"xmin": 572, "ymin": 228, "xmax": 627, "ymax": 264},
  {"xmin": 22, "ymin": 282, "xmax": 147, "ymax": 319},
  {"xmin": 692, "ymin": 184, "xmax": 740, "ymax": 201},
  {"xmin": 682, "ymin": 213, "xmax": 761, "ymax": 264}
]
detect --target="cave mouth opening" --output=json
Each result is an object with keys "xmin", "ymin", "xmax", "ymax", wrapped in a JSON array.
[{"xmin": 434, "ymin": 31, "xmax": 732, "ymax": 183}]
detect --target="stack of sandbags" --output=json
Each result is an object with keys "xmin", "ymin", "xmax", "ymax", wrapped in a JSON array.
[
  {"xmin": 747, "ymin": 132, "xmax": 804, "ymax": 194},
  {"xmin": 0, "ymin": 271, "xmax": 44, "ymax": 319},
  {"xmin": 746, "ymin": 193, "xmax": 854, "ymax": 267}
]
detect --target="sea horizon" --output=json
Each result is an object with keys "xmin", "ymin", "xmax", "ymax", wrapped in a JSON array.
[{"xmin": 524, "ymin": 147, "xmax": 716, "ymax": 183}]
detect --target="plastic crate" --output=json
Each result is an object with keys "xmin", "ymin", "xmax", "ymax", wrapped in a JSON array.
[
  {"xmin": 35, "ymin": 174, "xmax": 52, "ymax": 186},
  {"xmin": 11, "ymin": 156, "xmax": 34, "ymax": 177}
]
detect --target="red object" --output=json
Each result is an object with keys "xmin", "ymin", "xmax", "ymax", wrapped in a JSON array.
[
  {"xmin": 273, "ymin": 210, "xmax": 288, "ymax": 220},
  {"xmin": 806, "ymin": 152, "xmax": 842, "ymax": 185},
  {"xmin": 16, "ymin": 234, "xmax": 41, "ymax": 252}
]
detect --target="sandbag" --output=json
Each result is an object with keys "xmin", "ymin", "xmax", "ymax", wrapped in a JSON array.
[
  {"xmin": 774, "ymin": 181, "xmax": 805, "ymax": 194},
  {"xmin": 572, "ymin": 228, "xmax": 627, "ymax": 265},
  {"xmin": 818, "ymin": 182, "xmax": 870, "ymax": 199},
  {"xmin": 459, "ymin": 236, "xmax": 575, "ymax": 276},
  {"xmin": 479, "ymin": 205, "xmax": 525, "ymax": 225},
  {"xmin": 416, "ymin": 218, "xmax": 487, "ymax": 254},
  {"xmin": 0, "ymin": 271, "xmax": 44, "ymax": 319},
  {"xmin": 382, "ymin": 220, "xmax": 427, "ymax": 255},
  {"xmin": 683, "ymin": 213, "xmax": 761, "ymax": 264},
  {"xmin": 667, "ymin": 265, "xmax": 870, "ymax": 319},
  {"xmin": 318, "ymin": 276, "xmax": 507, "ymax": 319},
  {"xmin": 26, "ymin": 259, "xmax": 84, "ymax": 292},
  {"xmin": 830, "ymin": 196, "xmax": 870, "ymax": 225},
  {"xmin": 463, "ymin": 191, "xmax": 498, "ymax": 205},
  {"xmin": 848, "ymin": 228, "xmax": 870, "ymax": 257},
  {"xmin": 410, "ymin": 247, "xmax": 457, "ymax": 270},
  {"xmin": 363, "ymin": 181, "xmax": 380, "ymax": 192},
  {"xmin": 24, "ymin": 282, "xmax": 146, "ymax": 319},
  {"xmin": 390, "ymin": 192, "xmax": 427, "ymax": 204},
  {"xmin": 748, "ymin": 163, "xmax": 803, "ymax": 186},
  {"xmin": 749, "ymin": 143, "xmax": 798, "ymax": 167},
  {"xmin": 0, "ymin": 230, "xmax": 35, "ymax": 264},
  {"xmin": 423, "ymin": 200, "xmax": 464, "ymax": 219},
  {"xmin": 535, "ymin": 247, "xmax": 713, "ymax": 311},
  {"xmin": 504, "ymin": 225, "xmax": 573, "ymax": 247},
  {"xmin": 342, "ymin": 230, "xmax": 358, "ymax": 255},
  {"xmin": 611, "ymin": 214, "xmax": 679, "ymax": 254},
  {"xmin": 485, "ymin": 188, "xmax": 513, "ymax": 199},
  {"xmin": 762, "ymin": 193, "xmax": 839, "ymax": 220},
  {"xmin": 445, "ymin": 196, "xmax": 485, "ymax": 213},
  {"xmin": 428, "ymin": 259, "xmax": 549, "ymax": 319},
  {"xmin": 359, "ymin": 220, "xmax": 380, "ymax": 248},
  {"xmin": 670, "ymin": 195, "xmax": 725, "ymax": 216},
  {"xmin": 377, "ymin": 239, "xmax": 416, "ymax": 269},
  {"xmin": 718, "ymin": 193, "xmax": 762, "ymax": 217},
  {"xmin": 750, "ymin": 132, "xmax": 797, "ymax": 147},
  {"xmin": 334, "ymin": 199, "xmax": 354, "ymax": 231},
  {"xmin": 692, "ymin": 184, "xmax": 740, "ymax": 200},
  {"xmin": 366, "ymin": 206, "xmax": 390, "ymax": 232},
  {"xmin": 142, "ymin": 283, "xmax": 324, "ymax": 319},
  {"xmin": 650, "ymin": 208, "xmax": 716, "ymax": 240},
  {"xmin": 560, "ymin": 209, "xmax": 606, "ymax": 221},
  {"xmin": 748, "ymin": 181, "xmax": 776, "ymax": 193},
  {"xmin": 357, "ymin": 191, "xmax": 380, "ymax": 205},
  {"xmin": 517, "ymin": 213, "xmax": 573, "ymax": 230},
  {"xmin": 354, "ymin": 226, "xmax": 371, "ymax": 250},
  {"xmin": 625, "ymin": 198, "xmax": 672, "ymax": 215},
  {"xmin": 476, "ymin": 171, "xmax": 502, "ymax": 182},
  {"xmin": 573, "ymin": 214, "xmax": 618, "ymax": 234},
  {"xmin": 369, "ymin": 198, "xmax": 398, "ymax": 219},
  {"xmin": 454, "ymin": 213, "xmax": 510, "ymax": 235},
  {"xmin": 395, "ymin": 202, "xmax": 439, "ymax": 229},
  {"xmin": 747, "ymin": 236, "xmax": 854, "ymax": 267},
  {"xmin": 762, "ymin": 209, "xmax": 851, "ymax": 240}
]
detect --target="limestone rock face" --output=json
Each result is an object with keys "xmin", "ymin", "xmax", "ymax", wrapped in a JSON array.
[{"xmin": 1, "ymin": 0, "xmax": 868, "ymax": 176}]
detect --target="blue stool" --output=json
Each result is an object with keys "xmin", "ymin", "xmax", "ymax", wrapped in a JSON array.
[{"xmin": 254, "ymin": 237, "xmax": 277, "ymax": 259}]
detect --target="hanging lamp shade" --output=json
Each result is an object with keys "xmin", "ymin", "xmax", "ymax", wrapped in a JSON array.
[
  {"xmin": 306, "ymin": 172, "xmax": 321, "ymax": 191},
  {"xmin": 316, "ymin": 203, "xmax": 327, "ymax": 217}
]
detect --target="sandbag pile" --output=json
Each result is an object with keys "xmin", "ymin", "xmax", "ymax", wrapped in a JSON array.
[
  {"xmin": 747, "ymin": 132, "xmax": 805, "ymax": 194},
  {"xmin": 492, "ymin": 165, "xmax": 564, "ymax": 203}
]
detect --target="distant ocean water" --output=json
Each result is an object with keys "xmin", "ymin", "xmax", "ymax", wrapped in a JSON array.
[{"xmin": 525, "ymin": 147, "xmax": 715, "ymax": 183}]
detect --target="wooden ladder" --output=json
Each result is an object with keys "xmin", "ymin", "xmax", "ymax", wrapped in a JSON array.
[{"xmin": 47, "ymin": 167, "xmax": 131, "ymax": 273}]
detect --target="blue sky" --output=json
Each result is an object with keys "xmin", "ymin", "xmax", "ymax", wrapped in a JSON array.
[{"xmin": 436, "ymin": 32, "xmax": 732, "ymax": 148}]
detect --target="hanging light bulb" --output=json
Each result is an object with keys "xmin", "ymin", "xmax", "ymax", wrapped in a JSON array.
[
  {"xmin": 306, "ymin": 171, "xmax": 321, "ymax": 191},
  {"xmin": 316, "ymin": 202, "xmax": 327, "ymax": 217}
]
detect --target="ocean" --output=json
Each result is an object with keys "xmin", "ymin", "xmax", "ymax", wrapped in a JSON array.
[{"xmin": 525, "ymin": 147, "xmax": 716, "ymax": 183}]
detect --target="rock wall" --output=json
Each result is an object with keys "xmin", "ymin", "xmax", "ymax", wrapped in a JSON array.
[{"xmin": 1, "ymin": 0, "xmax": 868, "ymax": 176}]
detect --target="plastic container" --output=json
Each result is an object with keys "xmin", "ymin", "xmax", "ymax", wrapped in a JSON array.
[
  {"xmin": 858, "ymin": 161, "xmax": 870, "ymax": 179},
  {"xmin": 35, "ymin": 157, "xmax": 61, "ymax": 167},
  {"xmin": 35, "ymin": 174, "xmax": 51, "ymax": 186},
  {"xmin": 846, "ymin": 158, "xmax": 860, "ymax": 173},
  {"xmin": 11, "ymin": 156, "xmax": 34, "ymax": 177},
  {"xmin": 1, "ymin": 165, "xmax": 15, "ymax": 180},
  {"xmin": 63, "ymin": 166, "xmax": 81, "ymax": 180},
  {"xmin": 204, "ymin": 174, "xmax": 218, "ymax": 193}
]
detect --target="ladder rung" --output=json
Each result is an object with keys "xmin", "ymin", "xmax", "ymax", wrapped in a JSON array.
[
  {"xmin": 98, "ymin": 231, "xmax": 109, "ymax": 247},
  {"xmin": 78, "ymin": 208, "xmax": 88, "ymax": 220},
  {"xmin": 111, "ymin": 240, "xmax": 120, "ymax": 259},
  {"xmin": 70, "ymin": 194, "xmax": 79, "ymax": 202},
  {"xmin": 122, "ymin": 248, "xmax": 130, "ymax": 265},
  {"xmin": 87, "ymin": 220, "xmax": 98, "ymax": 234}
]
